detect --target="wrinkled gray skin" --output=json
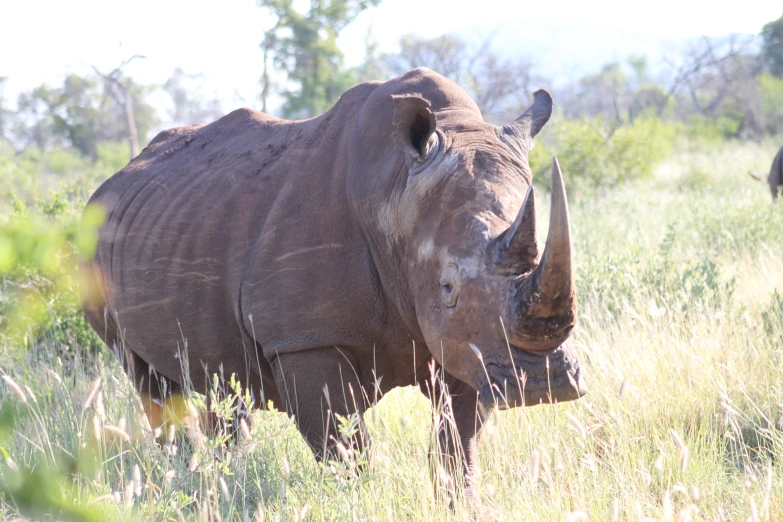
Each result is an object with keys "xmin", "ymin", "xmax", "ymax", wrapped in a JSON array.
[
  {"xmin": 82, "ymin": 68, "xmax": 585, "ymax": 484},
  {"xmin": 768, "ymin": 145, "xmax": 783, "ymax": 200}
]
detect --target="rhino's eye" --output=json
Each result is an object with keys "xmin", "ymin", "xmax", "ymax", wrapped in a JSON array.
[
  {"xmin": 440, "ymin": 264, "xmax": 459, "ymax": 308},
  {"xmin": 441, "ymin": 282, "xmax": 458, "ymax": 308}
]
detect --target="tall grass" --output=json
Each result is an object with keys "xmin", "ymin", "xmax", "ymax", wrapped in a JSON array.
[{"xmin": 1, "ymin": 140, "xmax": 782, "ymax": 521}]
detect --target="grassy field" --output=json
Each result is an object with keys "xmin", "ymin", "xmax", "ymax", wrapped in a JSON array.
[{"xmin": 1, "ymin": 139, "xmax": 783, "ymax": 521}]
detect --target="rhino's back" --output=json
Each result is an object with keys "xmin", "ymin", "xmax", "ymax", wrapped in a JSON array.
[{"xmin": 88, "ymin": 108, "xmax": 315, "ymax": 389}]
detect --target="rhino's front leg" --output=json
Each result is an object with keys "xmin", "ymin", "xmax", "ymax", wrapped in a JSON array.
[
  {"xmin": 271, "ymin": 348, "xmax": 370, "ymax": 463},
  {"xmin": 420, "ymin": 369, "xmax": 488, "ymax": 496}
]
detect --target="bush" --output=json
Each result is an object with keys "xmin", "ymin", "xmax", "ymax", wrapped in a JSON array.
[
  {"xmin": 0, "ymin": 142, "xmax": 128, "ymax": 217},
  {"xmin": 759, "ymin": 72, "xmax": 783, "ymax": 135},
  {"xmin": 0, "ymin": 199, "xmax": 104, "ymax": 351},
  {"xmin": 530, "ymin": 117, "xmax": 676, "ymax": 194},
  {"xmin": 678, "ymin": 115, "xmax": 742, "ymax": 144}
]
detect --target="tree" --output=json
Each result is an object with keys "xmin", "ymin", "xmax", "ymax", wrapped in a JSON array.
[
  {"xmin": 385, "ymin": 33, "xmax": 535, "ymax": 123},
  {"xmin": 92, "ymin": 55, "xmax": 151, "ymax": 159},
  {"xmin": 354, "ymin": 27, "xmax": 386, "ymax": 84},
  {"xmin": 13, "ymin": 71, "xmax": 156, "ymax": 159},
  {"xmin": 568, "ymin": 62, "xmax": 629, "ymax": 126},
  {"xmin": 162, "ymin": 68, "xmax": 224, "ymax": 127},
  {"xmin": 761, "ymin": 14, "xmax": 783, "ymax": 77},
  {"xmin": 0, "ymin": 77, "xmax": 10, "ymax": 142},
  {"xmin": 556, "ymin": 35, "xmax": 766, "ymax": 139},
  {"xmin": 669, "ymin": 36, "xmax": 765, "ymax": 138},
  {"xmin": 258, "ymin": 0, "xmax": 380, "ymax": 119},
  {"xmin": 15, "ymin": 75, "xmax": 105, "ymax": 158}
]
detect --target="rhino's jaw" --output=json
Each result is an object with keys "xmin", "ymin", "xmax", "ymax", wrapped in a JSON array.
[{"xmin": 477, "ymin": 341, "xmax": 586, "ymax": 409}]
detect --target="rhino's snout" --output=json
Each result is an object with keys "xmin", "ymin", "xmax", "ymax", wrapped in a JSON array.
[{"xmin": 477, "ymin": 342, "xmax": 586, "ymax": 409}]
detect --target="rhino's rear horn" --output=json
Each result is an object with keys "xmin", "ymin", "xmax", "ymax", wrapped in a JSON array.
[{"xmin": 495, "ymin": 185, "xmax": 538, "ymax": 269}]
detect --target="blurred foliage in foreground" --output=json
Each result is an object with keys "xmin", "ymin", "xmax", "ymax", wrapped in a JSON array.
[{"xmin": 0, "ymin": 142, "xmax": 107, "ymax": 349}]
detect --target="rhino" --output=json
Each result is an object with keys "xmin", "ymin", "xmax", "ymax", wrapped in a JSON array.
[
  {"xmin": 749, "ymin": 144, "xmax": 783, "ymax": 200},
  {"xmin": 81, "ymin": 68, "xmax": 585, "ymax": 482}
]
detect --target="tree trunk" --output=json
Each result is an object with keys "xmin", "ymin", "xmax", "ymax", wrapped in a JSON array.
[{"xmin": 123, "ymin": 86, "xmax": 140, "ymax": 159}]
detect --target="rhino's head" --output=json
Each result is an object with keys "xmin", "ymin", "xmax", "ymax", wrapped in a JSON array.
[{"xmin": 351, "ymin": 68, "xmax": 585, "ymax": 408}]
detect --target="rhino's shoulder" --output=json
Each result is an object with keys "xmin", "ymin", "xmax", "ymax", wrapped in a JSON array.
[
  {"xmin": 148, "ymin": 124, "xmax": 203, "ymax": 148},
  {"xmin": 131, "ymin": 124, "xmax": 204, "ymax": 167}
]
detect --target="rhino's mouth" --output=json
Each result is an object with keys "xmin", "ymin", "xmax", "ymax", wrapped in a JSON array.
[{"xmin": 477, "ymin": 341, "xmax": 586, "ymax": 409}]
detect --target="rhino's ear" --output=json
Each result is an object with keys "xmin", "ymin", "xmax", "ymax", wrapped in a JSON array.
[
  {"xmin": 502, "ymin": 89, "xmax": 553, "ymax": 150},
  {"xmin": 391, "ymin": 94, "xmax": 437, "ymax": 160}
]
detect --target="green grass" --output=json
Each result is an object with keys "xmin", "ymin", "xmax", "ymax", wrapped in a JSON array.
[{"xmin": 1, "ymin": 139, "xmax": 783, "ymax": 521}]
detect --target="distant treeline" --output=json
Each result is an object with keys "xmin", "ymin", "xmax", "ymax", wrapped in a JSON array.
[{"xmin": 0, "ymin": 5, "xmax": 781, "ymax": 165}]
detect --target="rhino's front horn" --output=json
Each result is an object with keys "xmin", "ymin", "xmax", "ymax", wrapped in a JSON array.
[
  {"xmin": 536, "ymin": 156, "xmax": 574, "ymax": 313},
  {"xmin": 506, "ymin": 157, "xmax": 576, "ymax": 351}
]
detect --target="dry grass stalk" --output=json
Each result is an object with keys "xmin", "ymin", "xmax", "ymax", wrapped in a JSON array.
[{"xmin": 670, "ymin": 428, "xmax": 689, "ymax": 472}]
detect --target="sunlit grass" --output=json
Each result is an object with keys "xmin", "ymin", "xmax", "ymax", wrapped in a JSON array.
[{"xmin": 1, "ymin": 140, "xmax": 783, "ymax": 520}]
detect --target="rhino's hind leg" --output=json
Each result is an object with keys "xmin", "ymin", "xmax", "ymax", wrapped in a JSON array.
[
  {"xmin": 134, "ymin": 358, "xmax": 187, "ymax": 435},
  {"xmin": 83, "ymin": 302, "xmax": 185, "ymax": 434},
  {"xmin": 271, "ymin": 348, "xmax": 370, "ymax": 464}
]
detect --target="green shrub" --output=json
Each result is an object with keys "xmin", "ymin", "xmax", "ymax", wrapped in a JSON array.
[
  {"xmin": 531, "ymin": 117, "xmax": 676, "ymax": 194},
  {"xmin": 759, "ymin": 72, "xmax": 783, "ymax": 135},
  {"xmin": 0, "ymin": 142, "xmax": 128, "ymax": 219},
  {"xmin": 679, "ymin": 115, "xmax": 742, "ymax": 143},
  {"xmin": 0, "ymin": 199, "xmax": 104, "ymax": 351},
  {"xmin": 46, "ymin": 148, "xmax": 90, "ymax": 177},
  {"xmin": 608, "ymin": 118, "xmax": 676, "ymax": 180}
]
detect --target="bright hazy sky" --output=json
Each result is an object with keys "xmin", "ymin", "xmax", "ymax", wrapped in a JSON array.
[{"xmin": 2, "ymin": 0, "xmax": 781, "ymax": 113}]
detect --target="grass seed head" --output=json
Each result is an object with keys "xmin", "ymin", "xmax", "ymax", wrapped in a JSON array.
[
  {"xmin": 240, "ymin": 417, "xmax": 251, "ymax": 440},
  {"xmin": 82, "ymin": 377, "xmax": 102, "ymax": 410},
  {"xmin": 103, "ymin": 424, "xmax": 130, "ymax": 443},
  {"xmin": 133, "ymin": 464, "xmax": 142, "ymax": 496},
  {"xmin": 188, "ymin": 453, "xmax": 199, "ymax": 472},
  {"xmin": 164, "ymin": 470, "xmax": 176, "ymax": 489},
  {"xmin": 678, "ymin": 447, "xmax": 689, "ymax": 473},
  {"xmin": 219, "ymin": 476, "xmax": 230, "ymax": 499},
  {"xmin": 123, "ymin": 480, "xmax": 135, "ymax": 507},
  {"xmin": 92, "ymin": 414, "xmax": 102, "ymax": 442},
  {"xmin": 530, "ymin": 449, "xmax": 541, "ymax": 483},
  {"xmin": 2, "ymin": 375, "xmax": 28, "ymax": 404}
]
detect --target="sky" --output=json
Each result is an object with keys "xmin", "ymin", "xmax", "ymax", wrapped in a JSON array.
[{"xmin": 1, "ymin": 0, "xmax": 781, "ymax": 115}]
